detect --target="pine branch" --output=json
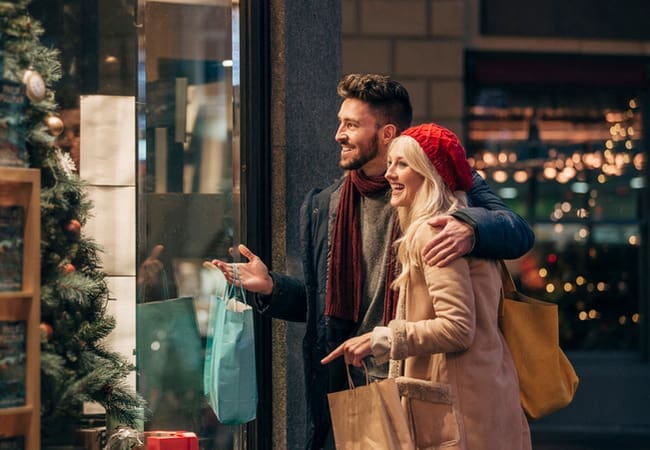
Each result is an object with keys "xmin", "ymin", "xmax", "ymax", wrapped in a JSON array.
[{"xmin": 3, "ymin": 2, "xmax": 146, "ymax": 438}]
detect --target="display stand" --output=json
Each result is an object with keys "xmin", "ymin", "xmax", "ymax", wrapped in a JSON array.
[{"xmin": 0, "ymin": 167, "xmax": 40, "ymax": 450}]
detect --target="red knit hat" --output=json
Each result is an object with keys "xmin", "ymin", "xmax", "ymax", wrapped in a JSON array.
[{"xmin": 401, "ymin": 123, "xmax": 473, "ymax": 192}]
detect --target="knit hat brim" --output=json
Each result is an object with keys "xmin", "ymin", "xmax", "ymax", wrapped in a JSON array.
[{"xmin": 401, "ymin": 123, "xmax": 473, "ymax": 192}]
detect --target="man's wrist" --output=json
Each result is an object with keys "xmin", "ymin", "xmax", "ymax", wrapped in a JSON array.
[{"xmin": 452, "ymin": 210, "xmax": 478, "ymax": 255}]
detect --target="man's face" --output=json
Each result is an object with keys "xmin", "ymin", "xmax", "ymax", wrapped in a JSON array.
[{"xmin": 335, "ymin": 98, "xmax": 382, "ymax": 171}]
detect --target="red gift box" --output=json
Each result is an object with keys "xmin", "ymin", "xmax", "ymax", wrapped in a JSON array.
[{"xmin": 146, "ymin": 431, "xmax": 198, "ymax": 450}]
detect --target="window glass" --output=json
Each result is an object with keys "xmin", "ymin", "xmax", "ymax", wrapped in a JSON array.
[
  {"xmin": 467, "ymin": 82, "xmax": 645, "ymax": 351},
  {"xmin": 136, "ymin": 0, "xmax": 239, "ymax": 446},
  {"xmin": 26, "ymin": 0, "xmax": 241, "ymax": 445}
]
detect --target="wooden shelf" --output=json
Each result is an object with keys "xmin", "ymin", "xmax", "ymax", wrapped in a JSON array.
[
  {"xmin": 0, "ymin": 291, "xmax": 34, "ymax": 299},
  {"xmin": 0, "ymin": 167, "xmax": 40, "ymax": 450}
]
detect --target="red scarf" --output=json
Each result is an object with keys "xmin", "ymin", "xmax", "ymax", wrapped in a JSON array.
[{"xmin": 325, "ymin": 170, "xmax": 400, "ymax": 325}]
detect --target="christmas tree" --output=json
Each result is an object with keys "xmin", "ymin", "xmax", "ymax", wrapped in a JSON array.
[{"xmin": 1, "ymin": 0, "xmax": 144, "ymax": 443}]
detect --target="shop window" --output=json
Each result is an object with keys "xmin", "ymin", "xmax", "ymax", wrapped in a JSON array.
[
  {"xmin": 466, "ymin": 54, "xmax": 647, "ymax": 351},
  {"xmin": 25, "ymin": 0, "xmax": 246, "ymax": 446},
  {"xmin": 136, "ymin": 1, "xmax": 240, "ymax": 446}
]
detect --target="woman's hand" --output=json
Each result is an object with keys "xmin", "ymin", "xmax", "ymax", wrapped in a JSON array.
[
  {"xmin": 321, "ymin": 332, "xmax": 373, "ymax": 367},
  {"xmin": 211, "ymin": 244, "xmax": 274, "ymax": 295}
]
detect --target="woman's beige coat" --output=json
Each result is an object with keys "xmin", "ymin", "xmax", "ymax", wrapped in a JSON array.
[{"xmin": 387, "ymin": 224, "xmax": 531, "ymax": 450}]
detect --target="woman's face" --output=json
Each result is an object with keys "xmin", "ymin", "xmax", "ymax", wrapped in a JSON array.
[{"xmin": 385, "ymin": 147, "xmax": 425, "ymax": 208}]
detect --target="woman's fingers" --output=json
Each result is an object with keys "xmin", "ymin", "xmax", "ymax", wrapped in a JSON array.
[{"xmin": 321, "ymin": 344, "xmax": 344, "ymax": 365}]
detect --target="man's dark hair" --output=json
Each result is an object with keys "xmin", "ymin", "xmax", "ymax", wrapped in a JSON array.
[{"xmin": 337, "ymin": 73, "xmax": 413, "ymax": 133}]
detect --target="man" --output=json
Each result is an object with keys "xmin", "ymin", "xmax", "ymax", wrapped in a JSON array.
[{"xmin": 213, "ymin": 74, "xmax": 534, "ymax": 450}]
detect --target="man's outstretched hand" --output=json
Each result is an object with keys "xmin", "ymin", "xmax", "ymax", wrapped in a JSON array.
[
  {"xmin": 137, "ymin": 244, "xmax": 165, "ymax": 288},
  {"xmin": 211, "ymin": 244, "xmax": 274, "ymax": 295}
]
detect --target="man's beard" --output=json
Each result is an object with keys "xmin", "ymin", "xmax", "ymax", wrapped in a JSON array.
[{"xmin": 339, "ymin": 134, "xmax": 379, "ymax": 171}]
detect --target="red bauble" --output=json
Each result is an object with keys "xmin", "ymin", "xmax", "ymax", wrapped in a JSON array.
[
  {"xmin": 66, "ymin": 219, "xmax": 81, "ymax": 234},
  {"xmin": 61, "ymin": 263, "xmax": 76, "ymax": 274},
  {"xmin": 39, "ymin": 322, "xmax": 54, "ymax": 340}
]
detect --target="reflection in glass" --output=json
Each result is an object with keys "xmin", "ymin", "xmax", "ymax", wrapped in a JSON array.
[{"xmin": 136, "ymin": 1, "xmax": 239, "ymax": 446}]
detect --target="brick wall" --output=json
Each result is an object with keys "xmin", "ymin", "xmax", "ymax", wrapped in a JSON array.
[{"xmin": 342, "ymin": 0, "xmax": 466, "ymax": 135}]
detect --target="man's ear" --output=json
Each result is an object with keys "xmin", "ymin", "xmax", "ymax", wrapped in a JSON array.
[{"xmin": 381, "ymin": 124, "xmax": 398, "ymax": 144}]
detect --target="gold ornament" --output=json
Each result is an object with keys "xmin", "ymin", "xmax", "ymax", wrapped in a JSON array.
[
  {"xmin": 22, "ymin": 68, "xmax": 35, "ymax": 84},
  {"xmin": 45, "ymin": 115, "xmax": 64, "ymax": 137},
  {"xmin": 23, "ymin": 68, "xmax": 46, "ymax": 103}
]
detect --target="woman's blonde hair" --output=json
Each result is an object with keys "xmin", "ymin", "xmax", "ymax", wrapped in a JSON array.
[{"xmin": 389, "ymin": 135, "xmax": 469, "ymax": 290}]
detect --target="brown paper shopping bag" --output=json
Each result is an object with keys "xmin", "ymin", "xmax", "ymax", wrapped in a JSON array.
[{"xmin": 327, "ymin": 364, "xmax": 414, "ymax": 450}]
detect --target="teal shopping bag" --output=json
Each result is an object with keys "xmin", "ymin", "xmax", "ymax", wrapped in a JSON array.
[
  {"xmin": 136, "ymin": 295, "xmax": 204, "ymax": 429},
  {"xmin": 204, "ymin": 266, "xmax": 257, "ymax": 425}
]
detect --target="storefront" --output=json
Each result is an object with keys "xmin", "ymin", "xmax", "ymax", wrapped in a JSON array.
[
  {"xmin": 464, "ymin": 2, "xmax": 650, "ymax": 444},
  {"xmin": 464, "ymin": 51, "xmax": 650, "ymax": 445},
  {"xmin": 3, "ymin": 0, "xmax": 279, "ymax": 448},
  {"xmin": 4, "ymin": 0, "xmax": 649, "ymax": 448}
]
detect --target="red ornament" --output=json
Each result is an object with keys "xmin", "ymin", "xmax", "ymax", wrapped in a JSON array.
[
  {"xmin": 61, "ymin": 263, "xmax": 76, "ymax": 274},
  {"xmin": 66, "ymin": 219, "xmax": 81, "ymax": 234},
  {"xmin": 39, "ymin": 322, "xmax": 54, "ymax": 340}
]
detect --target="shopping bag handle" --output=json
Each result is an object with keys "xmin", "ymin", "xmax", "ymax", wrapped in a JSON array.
[
  {"xmin": 345, "ymin": 361, "xmax": 370, "ymax": 390},
  {"xmin": 226, "ymin": 264, "xmax": 248, "ymax": 305},
  {"xmin": 498, "ymin": 259, "xmax": 517, "ymax": 295},
  {"xmin": 202, "ymin": 261, "xmax": 249, "ymax": 305}
]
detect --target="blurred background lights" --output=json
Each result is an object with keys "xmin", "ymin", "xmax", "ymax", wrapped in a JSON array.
[
  {"xmin": 544, "ymin": 166, "xmax": 557, "ymax": 179},
  {"xmin": 632, "ymin": 153, "xmax": 645, "ymax": 170},
  {"xmin": 630, "ymin": 176, "xmax": 644, "ymax": 189},
  {"xmin": 571, "ymin": 181, "xmax": 589, "ymax": 193},
  {"xmin": 483, "ymin": 152, "xmax": 497, "ymax": 165},
  {"xmin": 513, "ymin": 170, "xmax": 528, "ymax": 183},
  {"xmin": 498, "ymin": 187, "xmax": 518, "ymax": 199},
  {"xmin": 493, "ymin": 170, "xmax": 508, "ymax": 183}
]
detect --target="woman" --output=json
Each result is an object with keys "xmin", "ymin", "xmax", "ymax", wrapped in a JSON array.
[{"xmin": 321, "ymin": 123, "xmax": 531, "ymax": 450}]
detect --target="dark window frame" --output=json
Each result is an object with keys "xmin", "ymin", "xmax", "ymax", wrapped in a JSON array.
[{"xmin": 239, "ymin": 0, "xmax": 273, "ymax": 447}]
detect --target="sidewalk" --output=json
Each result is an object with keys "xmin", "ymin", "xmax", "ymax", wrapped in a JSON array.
[{"xmin": 532, "ymin": 433, "xmax": 650, "ymax": 450}]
